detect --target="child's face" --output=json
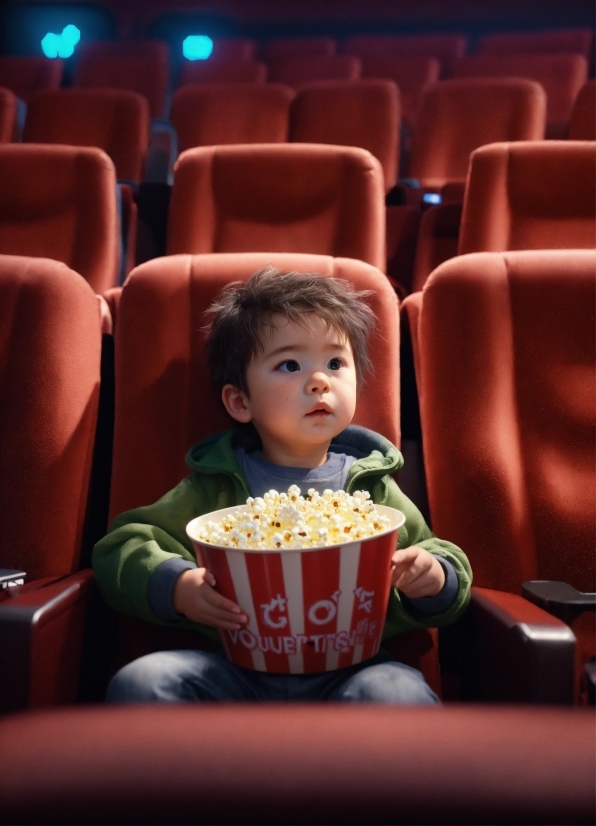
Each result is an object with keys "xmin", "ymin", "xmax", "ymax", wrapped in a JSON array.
[{"xmin": 223, "ymin": 313, "xmax": 357, "ymax": 467}]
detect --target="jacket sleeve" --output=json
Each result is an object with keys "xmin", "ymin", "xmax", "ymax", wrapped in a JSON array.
[
  {"xmin": 91, "ymin": 476, "xmax": 218, "ymax": 639},
  {"xmin": 365, "ymin": 474, "xmax": 473, "ymax": 638}
]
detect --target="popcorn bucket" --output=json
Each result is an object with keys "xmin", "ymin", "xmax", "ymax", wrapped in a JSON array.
[{"xmin": 186, "ymin": 504, "xmax": 405, "ymax": 674}]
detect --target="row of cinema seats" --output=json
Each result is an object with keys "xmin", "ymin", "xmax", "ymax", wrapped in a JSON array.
[
  {"xmin": 0, "ymin": 137, "xmax": 591, "ymax": 301},
  {"xmin": 0, "ymin": 247, "xmax": 593, "ymax": 823}
]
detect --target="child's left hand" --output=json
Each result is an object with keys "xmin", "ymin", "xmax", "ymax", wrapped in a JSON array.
[{"xmin": 391, "ymin": 547, "xmax": 445, "ymax": 598}]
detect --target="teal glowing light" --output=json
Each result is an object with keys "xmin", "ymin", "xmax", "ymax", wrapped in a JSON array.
[
  {"xmin": 183, "ymin": 35, "xmax": 213, "ymax": 60},
  {"xmin": 41, "ymin": 25, "xmax": 81, "ymax": 58}
]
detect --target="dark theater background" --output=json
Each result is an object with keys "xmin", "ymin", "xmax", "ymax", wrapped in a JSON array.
[{"xmin": 0, "ymin": 1, "xmax": 594, "ymax": 825}]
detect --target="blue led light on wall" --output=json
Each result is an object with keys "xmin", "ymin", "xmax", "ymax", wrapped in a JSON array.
[
  {"xmin": 41, "ymin": 24, "xmax": 81, "ymax": 58},
  {"xmin": 183, "ymin": 35, "xmax": 214, "ymax": 60}
]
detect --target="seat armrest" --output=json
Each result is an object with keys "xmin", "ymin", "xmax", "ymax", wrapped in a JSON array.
[
  {"xmin": 464, "ymin": 586, "xmax": 576, "ymax": 704},
  {"xmin": 0, "ymin": 569, "xmax": 94, "ymax": 712},
  {"xmin": 522, "ymin": 580, "xmax": 596, "ymax": 623}
]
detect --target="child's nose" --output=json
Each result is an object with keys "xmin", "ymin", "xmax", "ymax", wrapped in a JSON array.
[{"xmin": 306, "ymin": 370, "xmax": 330, "ymax": 393}]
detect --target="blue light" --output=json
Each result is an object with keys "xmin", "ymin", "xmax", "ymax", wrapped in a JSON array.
[
  {"xmin": 41, "ymin": 25, "xmax": 81, "ymax": 59},
  {"xmin": 183, "ymin": 35, "xmax": 213, "ymax": 60},
  {"xmin": 422, "ymin": 192, "xmax": 442, "ymax": 205}
]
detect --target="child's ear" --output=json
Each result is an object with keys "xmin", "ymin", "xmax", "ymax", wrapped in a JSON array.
[{"xmin": 221, "ymin": 384, "xmax": 252, "ymax": 424}]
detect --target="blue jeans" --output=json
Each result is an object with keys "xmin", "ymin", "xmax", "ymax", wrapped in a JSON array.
[{"xmin": 106, "ymin": 649, "xmax": 440, "ymax": 704}]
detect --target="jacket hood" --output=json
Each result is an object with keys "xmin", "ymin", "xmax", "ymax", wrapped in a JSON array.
[{"xmin": 185, "ymin": 424, "xmax": 403, "ymax": 478}]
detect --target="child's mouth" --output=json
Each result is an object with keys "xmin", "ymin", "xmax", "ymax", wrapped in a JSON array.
[{"xmin": 306, "ymin": 407, "xmax": 331, "ymax": 417}]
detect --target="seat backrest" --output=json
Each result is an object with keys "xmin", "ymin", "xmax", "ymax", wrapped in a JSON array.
[
  {"xmin": 0, "ymin": 255, "xmax": 102, "ymax": 579},
  {"xmin": 110, "ymin": 252, "xmax": 400, "ymax": 519},
  {"xmin": 0, "ymin": 144, "xmax": 119, "ymax": 292},
  {"xmin": 290, "ymin": 80, "xmax": 400, "ymax": 192},
  {"xmin": 360, "ymin": 56, "xmax": 441, "ymax": 123},
  {"xmin": 267, "ymin": 55, "xmax": 361, "ymax": 87},
  {"xmin": 167, "ymin": 144, "xmax": 386, "ymax": 271},
  {"xmin": 211, "ymin": 38, "xmax": 256, "ymax": 60},
  {"xmin": 408, "ymin": 78, "xmax": 546, "ymax": 190},
  {"xmin": 73, "ymin": 40, "xmax": 169, "ymax": 118},
  {"xmin": 411, "ymin": 203, "xmax": 462, "ymax": 293},
  {"xmin": 179, "ymin": 59, "xmax": 267, "ymax": 86},
  {"xmin": 170, "ymin": 84, "xmax": 293, "ymax": 153},
  {"xmin": 415, "ymin": 249, "xmax": 595, "ymax": 593},
  {"xmin": 568, "ymin": 79, "xmax": 596, "ymax": 140},
  {"xmin": 459, "ymin": 141, "xmax": 596, "ymax": 254},
  {"xmin": 0, "ymin": 56, "xmax": 63, "ymax": 103},
  {"xmin": 23, "ymin": 88, "xmax": 150, "ymax": 182},
  {"xmin": 0, "ymin": 87, "xmax": 16, "ymax": 142},
  {"xmin": 453, "ymin": 54, "xmax": 589, "ymax": 137},
  {"xmin": 477, "ymin": 28, "xmax": 595, "ymax": 60},
  {"xmin": 264, "ymin": 37, "xmax": 336, "ymax": 61},
  {"xmin": 342, "ymin": 34, "xmax": 467, "ymax": 76}
]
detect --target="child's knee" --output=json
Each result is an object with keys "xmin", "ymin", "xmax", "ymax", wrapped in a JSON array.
[
  {"xmin": 105, "ymin": 651, "xmax": 187, "ymax": 703},
  {"xmin": 340, "ymin": 661, "xmax": 440, "ymax": 705}
]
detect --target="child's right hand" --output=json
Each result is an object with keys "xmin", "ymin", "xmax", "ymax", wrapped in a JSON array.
[{"xmin": 172, "ymin": 567, "xmax": 248, "ymax": 629}]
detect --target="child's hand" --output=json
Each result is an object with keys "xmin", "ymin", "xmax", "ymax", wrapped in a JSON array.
[
  {"xmin": 391, "ymin": 547, "xmax": 445, "ymax": 598},
  {"xmin": 172, "ymin": 567, "xmax": 248, "ymax": 629}
]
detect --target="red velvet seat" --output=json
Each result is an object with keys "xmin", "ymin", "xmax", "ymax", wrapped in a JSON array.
[
  {"xmin": 0, "ymin": 87, "xmax": 17, "ymax": 142},
  {"xmin": 289, "ymin": 80, "xmax": 400, "ymax": 191},
  {"xmin": 166, "ymin": 144, "xmax": 386, "ymax": 271},
  {"xmin": 267, "ymin": 55, "xmax": 361, "ymax": 87},
  {"xmin": 453, "ymin": 53, "xmax": 589, "ymax": 138},
  {"xmin": 0, "ymin": 256, "xmax": 103, "ymax": 711},
  {"xmin": 342, "ymin": 34, "xmax": 467, "ymax": 77},
  {"xmin": 459, "ymin": 141, "xmax": 596, "ymax": 255},
  {"xmin": 360, "ymin": 55, "xmax": 441, "ymax": 129},
  {"xmin": 0, "ymin": 56, "xmax": 62, "ymax": 104},
  {"xmin": 178, "ymin": 58, "xmax": 267, "ymax": 86},
  {"xmin": 264, "ymin": 37, "xmax": 336, "ymax": 61},
  {"xmin": 73, "ymin": 40, "xmax": 169, "ymax": 119},
  {"xmin": 0, "ymin": 144, "xmax": 119, "ymax": 292},
  {"xmin": 407, "ymin": 78, "xmax": 546, "ymax": 194},
  {"xmin": 0, "ymin": 705, "xmax": 593, "ymax": 825},
  {"xmin": 569, "ymin": 79, "xmax": 596, "ymax": 140},
  {"xmin": 23, "ymin": 88, "xmax": 150, "ymax": 183},
  {"xmin": 403, "ymin": 250, "xmax": 595, "ymax": 703},
  {"xmin": 477, "ymin": 27, "xmax": 595, "ymax": 61},
  {"xmin": 170, "ymin": 83, "xmax": 293, "ymax": 153}
]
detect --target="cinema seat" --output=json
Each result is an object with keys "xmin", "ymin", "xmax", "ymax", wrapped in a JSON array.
[
  {"xmin": 264, "ymin": 36, "xmax": 336, "ymax": 61},
  {"xmin": 0, "ymin": 87, "xmax": 16, "ymax": 142},
  {"xmin": 210, "ymin": 37, "xmax": 256, "ymax": 60},
  {"xmin": 178, "ymin": 58, "xmax": 267, "ymax": 86},
  {"xmin": 0, "ymin": 705, "xmax": 593, "ymax": 825},
  {"xmin": 0, "ymin": 255, "xmax": 103, "ymax": 712},
  {"xmin": 453, "ymin": 53, "xmax": 589, "ymax": 138},
  {"xmin": 73, "ymin": 40, "xmax": 169, "ymax": 119},
  {"xmin": 342, "ymin": 34, "xmax": 467, "ymax": 77},
  {"xmin": 167, "ymin": 144, "xmax": 386, "ymax": 271},
  {"xmin": 23, "ymin": 88, "xmax": 150, "ymax": 183},
  {"xmin": 171, "ymin": 84, "xmax": 293, "ymax": 153},
  {"xmin": 0, "ymin": 55, "xmax": 63, "ymax": 104},
  {"xmin": 477, "ymin": 27, "xmax": 595, "ymax": 61},
  {"xmin": 360, "ymin": 56, "xmax": 441, "ymax": 129},
  {"xmin": 407, "ymin": 78, "xmax": 546, "ymax": 195},
  {"xmin": 569, "ymin": 79, "xmax": 596, "ymax": 140},
  {"xmin": 459, "ymin": 141, "xmax": 596, "ymax": 255},
  {"xmin": 289, "ymin": 80, "xmax": 400, "ymax": 191},
  {"xmin": 403, "ymin": 249, "xmax": 595, "ymax": 703},
  {"xmin": 411, "ymin": 202, "xmax": 462, "ymax": 293},
  {"xmin": 0, "ymin": 144, "xmax": 120, "ymax": 292},
  {"xmin": 267, "ymin": 55, "xmax": 361, "ymax": 87}
]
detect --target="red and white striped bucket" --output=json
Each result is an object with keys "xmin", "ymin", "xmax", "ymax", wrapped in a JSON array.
[{"xmin": 186, "ymin": 504, "xmax": 405, "ymax": 674}]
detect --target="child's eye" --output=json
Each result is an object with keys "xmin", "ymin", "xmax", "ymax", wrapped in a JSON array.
[
  {"xmin": 328, "ymin": 358, "xmax": 344, "ymax": 370},
  {"xmin": 277, "ymin": 359, "xmax": 300, "ymax": 373}
]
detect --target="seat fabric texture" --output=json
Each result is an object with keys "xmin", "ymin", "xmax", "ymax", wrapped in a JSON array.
[
  {"xmin": 24, "ymin": 88, "xmax": 150, "ymax": 182},
  {"xmin": 264, "ymin": 37, "xmax": 336, "ymax": 61},
  {"xmin": 167, "ymin": 144, "xmax": 386, "ymax": 271},
  {"xmin": 459, "ymin": 141, "xmax": 596, "ymax": 254},
  {"xmin": 568, "ymin": 79, "xmax": 596, "ymax": 140},
  {"xmin": 360, "ymin": 56, "xmax": 441, "ymax": 125},
  {"xmin": 171, "ymin": 84, "xmax": 293, "ymax": 153},
  {"xmin": 0, "ymin": 56, "xmax": 63, "ymax": 103},
  {"xmin": 268, "ymin": 55, "xmax": 361, "ymax": 86},
  {"xmin": 408, "ymin": 78, "xmax": 547, "ymax": 191},
  {"xmin": 342, "ymin": 34, "xmax": 467, "ymax": 76},
  {"xmin": 0, "ymin": 144, "xmax": 119, "ymax": 292},
  {"xmin": 290, "ymin": 80, "xmax": 400, "ymax": 191},
  {"xmin": 0, "ymin": 87, "xmax": 17, "ymax": 142},
  {"xmin": 477, "ymin": 27, "xmax": 594, "ymax": 60},
  {"xmin": 179, "ymin": 59, "xmax": 267, "ymax": 86},
  {"xmin": 0, "ymin": 255, "xmax": 102, "ymax": 580}
]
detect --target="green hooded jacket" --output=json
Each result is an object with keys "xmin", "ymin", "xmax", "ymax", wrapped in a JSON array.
[{"xmin": 92, "ymin": 426, "xmax": 472, "ymax": 645}]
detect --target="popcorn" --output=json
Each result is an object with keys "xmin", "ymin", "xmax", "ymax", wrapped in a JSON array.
[{"xmin": 196, "ymin": 486, "xmax": 392, "ymax": 549}]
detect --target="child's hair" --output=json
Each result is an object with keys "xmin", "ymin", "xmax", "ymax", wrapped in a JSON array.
[{"xmin": 204, "ymin": 266, "xmax": 376, "ymax": 395}]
